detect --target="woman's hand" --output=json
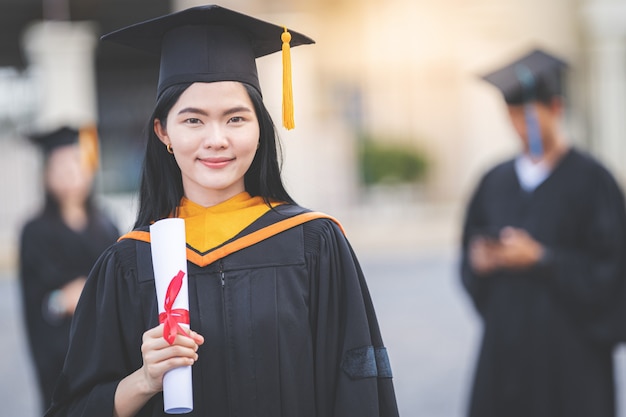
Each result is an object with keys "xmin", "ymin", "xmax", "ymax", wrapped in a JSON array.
[
  {"xmin": 140, "ymin": 324, "xmax": 205, "ymax": 395},
  {"xmin": 60, "ymin": 276, "xmax": 87, "ymax": 316},
  {"xmin": 113, "ymin": 325, "xmax": 204, "ymax": 417}
]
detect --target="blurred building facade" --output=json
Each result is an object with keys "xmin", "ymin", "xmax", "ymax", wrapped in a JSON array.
[{"xmin": 0, "ymin": 0, "xmax": 625, "ymax": 269}]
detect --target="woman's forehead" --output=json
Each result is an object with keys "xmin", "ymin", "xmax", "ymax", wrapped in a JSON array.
[{"xmin": 170, "ymin": 82, "xmax": 254, "ymax": 113}]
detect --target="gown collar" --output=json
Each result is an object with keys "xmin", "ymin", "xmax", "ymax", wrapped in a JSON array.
[
  {"xmin": 177, "ymin": 192, "xmax": 279, "ymax": 253},
  {"xmin": 514, "ymin": 154, "xmax": 551, "ymax": 192}
]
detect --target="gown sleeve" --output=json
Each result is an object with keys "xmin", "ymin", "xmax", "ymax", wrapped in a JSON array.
[
  {"xmin": 19, "ymin": 222, "xmax": 68, "ymax": 369},
  {"xmin": 20, "ymin": 221, "xmax": 71, "ymax": 307},
  {"xmin": 459, "ymin": 177, "xmax": 491, "ymax": 315},
  {"xmin": 44, "ymin": 241, "xmax": 149, "ymax": 417},
  {"xmin": 19, "ymin": 215, "xmax": 120, "ymax": 332},
  {"xmin": 542, "ymin": 168, "xmax": 626, "ymax": 335},
  {"xmin": 304, "ymin": 219, "xmax": 399, "ymax": 417}
]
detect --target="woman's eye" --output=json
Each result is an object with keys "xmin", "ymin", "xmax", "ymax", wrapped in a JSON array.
[
  {"xmin": 184, "ymin": 118, "xmax": 202, "ymax": 125},
  {"xmin": 229, "ymin": 116, "xmax": 244, "ymax": 124}
]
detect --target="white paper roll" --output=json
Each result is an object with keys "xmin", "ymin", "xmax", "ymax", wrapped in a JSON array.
[{"xmin": 150, "ymin": 218, "xmax": 193, "ymax": 414}]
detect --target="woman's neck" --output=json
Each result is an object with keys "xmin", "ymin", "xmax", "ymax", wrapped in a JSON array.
[{"xmin": 60, "ymin": 202, "xmax": 88, "ymax": 232}]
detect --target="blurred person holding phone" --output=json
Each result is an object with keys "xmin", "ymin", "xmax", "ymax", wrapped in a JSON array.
[{"xmin": 460, "ymin": 49, "xmax": 626, "ymax": 417}]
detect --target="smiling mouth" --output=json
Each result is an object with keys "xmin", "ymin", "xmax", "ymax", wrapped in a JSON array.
[{"xmin": 199, "ymin": 157, "xmax": 234, "ymax": 168}]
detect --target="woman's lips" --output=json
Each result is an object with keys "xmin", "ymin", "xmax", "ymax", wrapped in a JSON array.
[{"xmin": 198, "ymin": 156, "xmax": 234, "ymax": 169}]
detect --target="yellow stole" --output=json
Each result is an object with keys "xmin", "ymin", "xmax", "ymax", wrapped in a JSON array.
[
  {"xmin": 178, "ymin": 192, "xmax": 279, "ymax": 253},
  {"xmin": 118, "ymin": 193, "xmax": 344, "ymax": 267}
]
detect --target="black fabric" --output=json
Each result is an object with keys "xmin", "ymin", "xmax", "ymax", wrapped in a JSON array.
[
  {"xmin": 100, "ymin": 5, "xmax": 315, "ymax": 97},
  {"xmin": 29, "ymin": 126, "xmax": 79, "ymax": 154},
  {"xmin": 375, "ymin": 347, "xmax": 393, "ymax": 378},
  {"xmin": 481, "ymin": 49, "xmax": 568, "ymax": 105},
  {"xmin": 45, "ymin": 204, "xmax": 399, "ymax": 417},
  {"xmin": 460, "ymin": 148, "xmax": 626, "ymax": 417},
  {"xmin": 341, "ymin": 346, "xmax": 392, "ymax": 380},
  {"xmin": 19, "ymin": 211, "xmax": 119, "ymax": 411}
]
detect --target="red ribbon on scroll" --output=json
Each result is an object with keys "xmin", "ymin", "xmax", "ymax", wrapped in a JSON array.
[{"xmin": 158, "ymin": 270, "xmax": 190, "ymax": 345}]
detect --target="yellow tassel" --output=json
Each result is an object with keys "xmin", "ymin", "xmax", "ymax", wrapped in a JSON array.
[
  {"xmin": 282, "ymin": 26, "xmax": 295, "ymax": 130},
  {"xmin": 79, "ymin": 124, "xmax": 100, "ymax": 173}
]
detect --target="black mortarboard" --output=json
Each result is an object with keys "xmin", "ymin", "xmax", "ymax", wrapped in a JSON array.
[
  {"xmin": 29, "ymin": 125, "xmax": 100, "ymax": 172},
  {"xmin": 29, "ymin": 126, "xmax": 79, "ymax": 154},
  {"xmin": 481, "ymin": 49, "xmax": 568, "ymax": 105},
  {"xmin": 101, "ymin": 5, "xmax": 315, "ymax": 129}
]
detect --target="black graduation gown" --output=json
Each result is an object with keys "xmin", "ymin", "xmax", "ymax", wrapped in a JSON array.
[
  {"xmin": 460, "ymin": 148, "xmax": 626, "ymax": 417},
  {"xmin": 19, "ymin": 210, "xmax": 119, "ymax": 410},
  {"xmin": 45, "ymin": 205, "xmax": 399, "ymax": 417}
]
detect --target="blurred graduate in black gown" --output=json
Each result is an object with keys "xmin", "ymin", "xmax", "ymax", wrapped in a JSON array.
[
  {"xmin": 460, "ymin": 49, "xmax": 626, "ymax": 417},
  {"xmin": 19, "ymin": 125, "xmax": 119, "ymax": 412}
]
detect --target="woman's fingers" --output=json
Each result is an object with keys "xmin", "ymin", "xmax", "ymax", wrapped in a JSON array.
[
  {"xmin": 142, "ymin": 333, "xmax": 199, "ymax": 365},
  {"xmin": 143, "ymin": 344, "xmax": 198, "ymax": 375},
  {"xmin": 143, "ymin": 324, "xmax": 202, "ymax": 347},
  {"xmin": 188, "ymin": 329, "xmax": 205, "ymax": 345},
  {"xmin": 140, "ymin": 353, "xmax": 194, "ymax": 394},
  {"xmin": 139, "ymin": 324, "xmax": 204, "ymax": 394}
]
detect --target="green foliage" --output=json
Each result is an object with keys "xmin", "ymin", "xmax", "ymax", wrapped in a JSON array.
[{"xmin": 358, "ymin": 137, "xmax": 429, "ymax": 186}]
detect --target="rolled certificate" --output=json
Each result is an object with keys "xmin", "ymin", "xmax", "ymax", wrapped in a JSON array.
[{"xmin": 150, "ymin": 218, "xmax": 193, "ymax": 414}]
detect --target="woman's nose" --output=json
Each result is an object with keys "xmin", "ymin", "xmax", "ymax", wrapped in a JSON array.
[{"xmin": 202, "ymin": 124, "xmax": 228, "ymax": 148}]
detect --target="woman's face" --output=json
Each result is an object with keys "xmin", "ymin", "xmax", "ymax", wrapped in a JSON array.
[
  {"xmin": 45, "ymin": 144, "xmax": 93, "ymax": 206},
  {"xmin": 154, "ymin": 81, "xmax": 260, "ymax": 207}
]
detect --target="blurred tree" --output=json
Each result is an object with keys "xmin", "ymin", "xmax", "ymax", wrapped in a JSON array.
[{"xmin": 358, "ymin": 134, "xmax": 430, "ymax": 186}]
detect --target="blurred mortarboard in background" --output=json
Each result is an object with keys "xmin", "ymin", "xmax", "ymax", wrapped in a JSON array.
[
  {"xmin": 100, "ymin": 4, "xmax": 315, "ymax": 129},
  {"xmin": 29, "ymin": 126, "xmax": 78, "ymax": 154},
  {"xmin": 482, "ymin": 49, "xmax": 569, "ymax": 105},
  {"xmin": 29, "ymin": 125, "xmax": 100, "ymax": 173}
]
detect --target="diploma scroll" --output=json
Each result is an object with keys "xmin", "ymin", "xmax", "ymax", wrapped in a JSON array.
[{"xmin": 150, "ymin": 218, "xmax": 193, "ymax": 414}]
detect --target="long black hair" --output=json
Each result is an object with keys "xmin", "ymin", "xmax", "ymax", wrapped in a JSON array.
[
  {"xmin": 134, "ymin": 82, "xmax": 295, "ymax": 228},
  {"xmin": 42, "ymin": 190, "xmax": 97, "ymax": 220}
]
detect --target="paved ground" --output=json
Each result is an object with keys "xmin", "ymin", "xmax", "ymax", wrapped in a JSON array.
[
  {"xmin": 0, "ymin": 271, "xmax": 40, "ymax": 417},
  {"xmin": 3, "ymin": 246, "xmax": 626, "ymax": 417}
]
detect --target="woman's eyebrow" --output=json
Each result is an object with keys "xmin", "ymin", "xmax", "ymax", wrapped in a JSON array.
[
  {"xmin": 177, "ymin": 107, "xmax": 209, "ymax": 116},
  {"xmin": 222, "ymin": 106, "xmax": 253, "ymax": 116},
  {"xmin": 176, "ymin": 106, "xmax": 253, "ymax": 116}
]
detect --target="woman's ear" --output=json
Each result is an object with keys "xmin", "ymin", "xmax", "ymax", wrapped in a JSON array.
[{"xmin": 154, "ymin": 119, "xmax": 169, "ymax": 146}]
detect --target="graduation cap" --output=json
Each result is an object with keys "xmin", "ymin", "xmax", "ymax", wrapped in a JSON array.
[
  {"xmin": 101, "ymin": 4, "xmax": 315, "ymax": 130},
  {"xmin": 481, "ymin": 49, "xmax": 569, "ymax": 159},
  {"xmin": 29, "ymin": 126, "xmax": 79, "ymax": 154},
  {"xmin": 29, "ymin": 125, "xmax": 100, "ymax": 172},
  {"xmin": 481, "ymin": 49, "xmax": 568, "ymax": 105}
]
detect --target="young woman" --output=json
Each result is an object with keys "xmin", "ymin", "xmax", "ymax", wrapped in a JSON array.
[
  {"xmin": 45, "ymin": 5, "xmax": 399, "ymax": 417},
  {"xmin": 20, "ymin": 126, "xmax": 119, "ymax": 412}
]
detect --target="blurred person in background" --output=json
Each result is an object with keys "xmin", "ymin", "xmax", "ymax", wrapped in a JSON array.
[
  {"xmin": 19, "ymin": 125, "xmax": 119, "ymax": 412},
  {"xmin": 44, "ymin": 5, "xmax": 399, "ymax": 417},
  {"xmin": 460, "ymin": 49, "xmax": 626, "ymax": 417}
]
